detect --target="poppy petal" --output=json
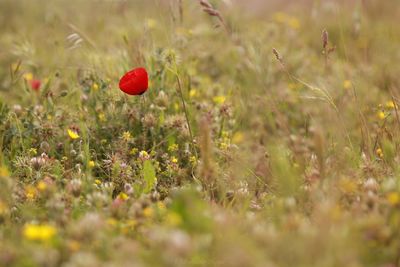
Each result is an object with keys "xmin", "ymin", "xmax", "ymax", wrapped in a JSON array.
[{"xmin": 119, "ymin": 67, "xmax": 148, "ymax": 95}]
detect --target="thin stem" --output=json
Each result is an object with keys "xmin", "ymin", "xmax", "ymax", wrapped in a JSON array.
[{"xmin": 176, "ymin": 75, "xmax": 198, "ymax": 159}]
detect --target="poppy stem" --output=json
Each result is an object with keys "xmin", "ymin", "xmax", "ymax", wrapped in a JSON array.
[{"xmin": 176, "ymin": 75, "xmax": 198, "ymax": 159}]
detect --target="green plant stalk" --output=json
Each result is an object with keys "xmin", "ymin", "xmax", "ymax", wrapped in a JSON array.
[{"xmin": 176, "ymin": 74, "xmax": 198, "ymax": 159}]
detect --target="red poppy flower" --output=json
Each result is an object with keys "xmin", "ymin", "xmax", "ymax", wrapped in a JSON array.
[
  {"xmin": 30, "ymin": 79, "xmax": 41, "ymax": 91},
  {"xmin": 119, "ymin": 67, "xmax": 148, "ymax": 95}
]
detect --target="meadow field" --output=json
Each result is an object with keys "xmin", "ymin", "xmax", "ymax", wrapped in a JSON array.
[{"xmin": 1, "ymin": 0, "xmax": 400, "ymax": 266}]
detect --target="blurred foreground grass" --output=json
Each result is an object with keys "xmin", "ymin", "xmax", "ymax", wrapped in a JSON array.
[{"xmin": 1, "ymin": 0, "xmax": 400, "ymax": 266}]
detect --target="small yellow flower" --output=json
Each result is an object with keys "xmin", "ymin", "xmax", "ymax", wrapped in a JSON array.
[
  {"xmin": 98, "ymin": 113, "xmax": 106, "ymax": 122},
  {"xmin": 88, "ymin": 160, "xmax": 95, "ymax": 168},
  {"xmin": 130, "ymin": 148, "xmax": 139, "ymax": 155},
  {"xmin": 23, "ymin": 72, "xmax": 33, "ymax": 81},
  {"xmin": 143, "ymin": 207, "xmax": 153, "ymax": 218},
  {"xmin": 232, "ymin": 132, "xmax": 244, "ymax": 144},
  {"xmin": 376, "ymin": 148, "xmax": 384, "ymax": 158},
  {"xmin": 189, "ymin": 156, "xmax": 197, "ymax": 165},
  {"xmin": 343, "ymin": 80, "xmax": 352, "ymax": 90},
  {"xmin": 23, "ymin": 224, "xmax": 57, "ymax": 241},
  {"xmin": 92, "ymin": 83, "xmax": 99, "ymax": 91},
  {"xmin": 139, "ymin": 150, "xmax": 150, "ymax": 160},
  {"xmin": 121, "ymin": 131, "xmax": 132, "ymax": 142},
  {"xmin": 213, "ymin": 95, "xmax": 226, "ymax": 104},
  {"xmin": 0, "ymin": 166, "xmax": 10, "ymax": 177},
  {"xmin": 189, "ymin": 89, "xmax": 197, "ymax": 98},
  {"xmin": 174, "ymin": 102, "xmax": 180, "ymax": 111},
  {"xmin": 377, "ymin": 111, "xmax": 386, "ymax": 120},
  {"xmin": 118, "ymin": 192, "xmax": 129, "ymax": 201},
  {"xmin": 37, "ymin": 181, "xmax": 47, "ymax": 192},
  {"xmin": 94, "ymin": 179, "xmax": 101, "ymax": 185},
  {"xmin": 157, "ymin": 201, "xmax": 166, "ymax": 211},
  {"xmin": 171, "ymin": 156, "xmax": 178, "ymax": 164},
  {"xmin": 25, "ymin": 185, "xmax": 36, "ymax": 200},
  {"xmin": 386, "ymin": 100, "xmax": 397, "ymax": 109},
  {"xmin": 387, "ymin": 192, "xmax": 400, "ymax": 206},
  {"xmin": 219, "ymin": 142, "xmax": 229, "ymax": 150},
  {"xmin": 67, "ymin": 129, "xmax": 80, "ymax": 140},
  {"xmin": 28, "ymin": 148, "xmax": 37, "ymax": 156},
  {"xmin": 168, "ymin": 144, "xmax": 179, "ymax": 152}
]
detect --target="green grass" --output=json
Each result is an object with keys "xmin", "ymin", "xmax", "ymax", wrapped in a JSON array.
[{"xmin": 1, "ymin": 0, "xmax": 400, "ymax": 266}]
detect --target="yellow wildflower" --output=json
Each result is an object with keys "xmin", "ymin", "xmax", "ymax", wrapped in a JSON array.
[
  {"xmin": 189, "ymin": 89, "xmax": 197, "ymax": 98},
  {"xmin": 232, "ymin": 132, "xmax": 244, "ymax": 144},
  {"xmin": 130, "ymin": 148, "xmax": 139, "ymax": 155},
  {"xmin": 219, "ymin": 142, "xmax": 229, "ymax": 150},
  {"xmin": 139, "ymin": 150, "xmax": 150, "ymax": 160},
  {"xmin": 143, "ymin": 207, "xmax": 153, "ymax": 218},
  {"xmin": 25, "ymin": 185, "xmax": 36, "ymax": 200},
  {"xmin": 157, "ymin": 201, "xmax": 166, "ymax": 211},
  {"xmin": 0, "ymin": 166, "xmax": 10, "ymax": 177},
  {"xmin": 94, "ymin": 179, "xmax": 101, "ymax": 185},
  {"xmin": 28, "ymin": 148, "xmax": 37, "ymax": 156},
  {"xmin": 23, "ymin": 72, "xmax": 33, "ymax": 81},
  {"xmin": 121, "ymin": 131, "xmax": 132, "ymax": 142},
  {"xmin": 377, "ymin": 111, "xmax": 386, "ymax": 120},
  {"xmin": 98, "ymin": 113, "xmax": 106, "ymax": 122},
  {"xmin": 37, "ymin": 181, "xmax": 47, "ymax": 192},
  {"xmin": 213, "ymin": 95, "xmax": 226, "ymax": 104},
  {"xmin": 376, "ymin": 148, "xmax": 384, "ymax": 158},
  {"xmin": 386, "ymin": 100, "xmax": 397, "ymax": 109},
  {"xmin": 118, "ymin": 192, "xmax": 129, "ymax": 201},
  {"xmin": 189, "ymin": 156, "xmax": 197, "ymax": 165},
  {"xmin": 168, "ymin": 144, "xmax": 179, "ymax": 152},
  {"xmin": 67, "ymin": 129, "xmax": 80, "ymax": 140},
  {"xmin": 23, "ymin": 224, "xmax": 57, "ymax": 241},
  {"xmin": 387, "ymin": 192, "xmax": 400, "ymax": 206},
  {"xmin": 88, "ymin": 160, "xmax": 95, "ymax": 168},
  {"xmin": 343, "ymin": 80, "xmax": 352, "ymax": 90},
  {"xmin": 92, "ymin": 83, "xmax": 99, "ymax": 91},
  {"xmin": 171, "ymin": 156, "xmax": 178, "ymax": 164},
  {"xmin": 174, "ymin": 102, "xmax": 180, "ymax": 111}
]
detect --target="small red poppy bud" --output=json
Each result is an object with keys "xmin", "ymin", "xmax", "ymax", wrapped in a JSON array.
[
  {"xmin": 30, "ymin": 79, "xmax": 41, "ymax": 91},
  {"xmin": 119, "ymin": 67, "xmax": 149, "ymax": 95}
]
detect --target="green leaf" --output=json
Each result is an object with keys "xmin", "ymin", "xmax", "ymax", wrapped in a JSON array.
[{"xmin": 143, "ymin": 160, "xmax": 157, "ymax": 193}]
